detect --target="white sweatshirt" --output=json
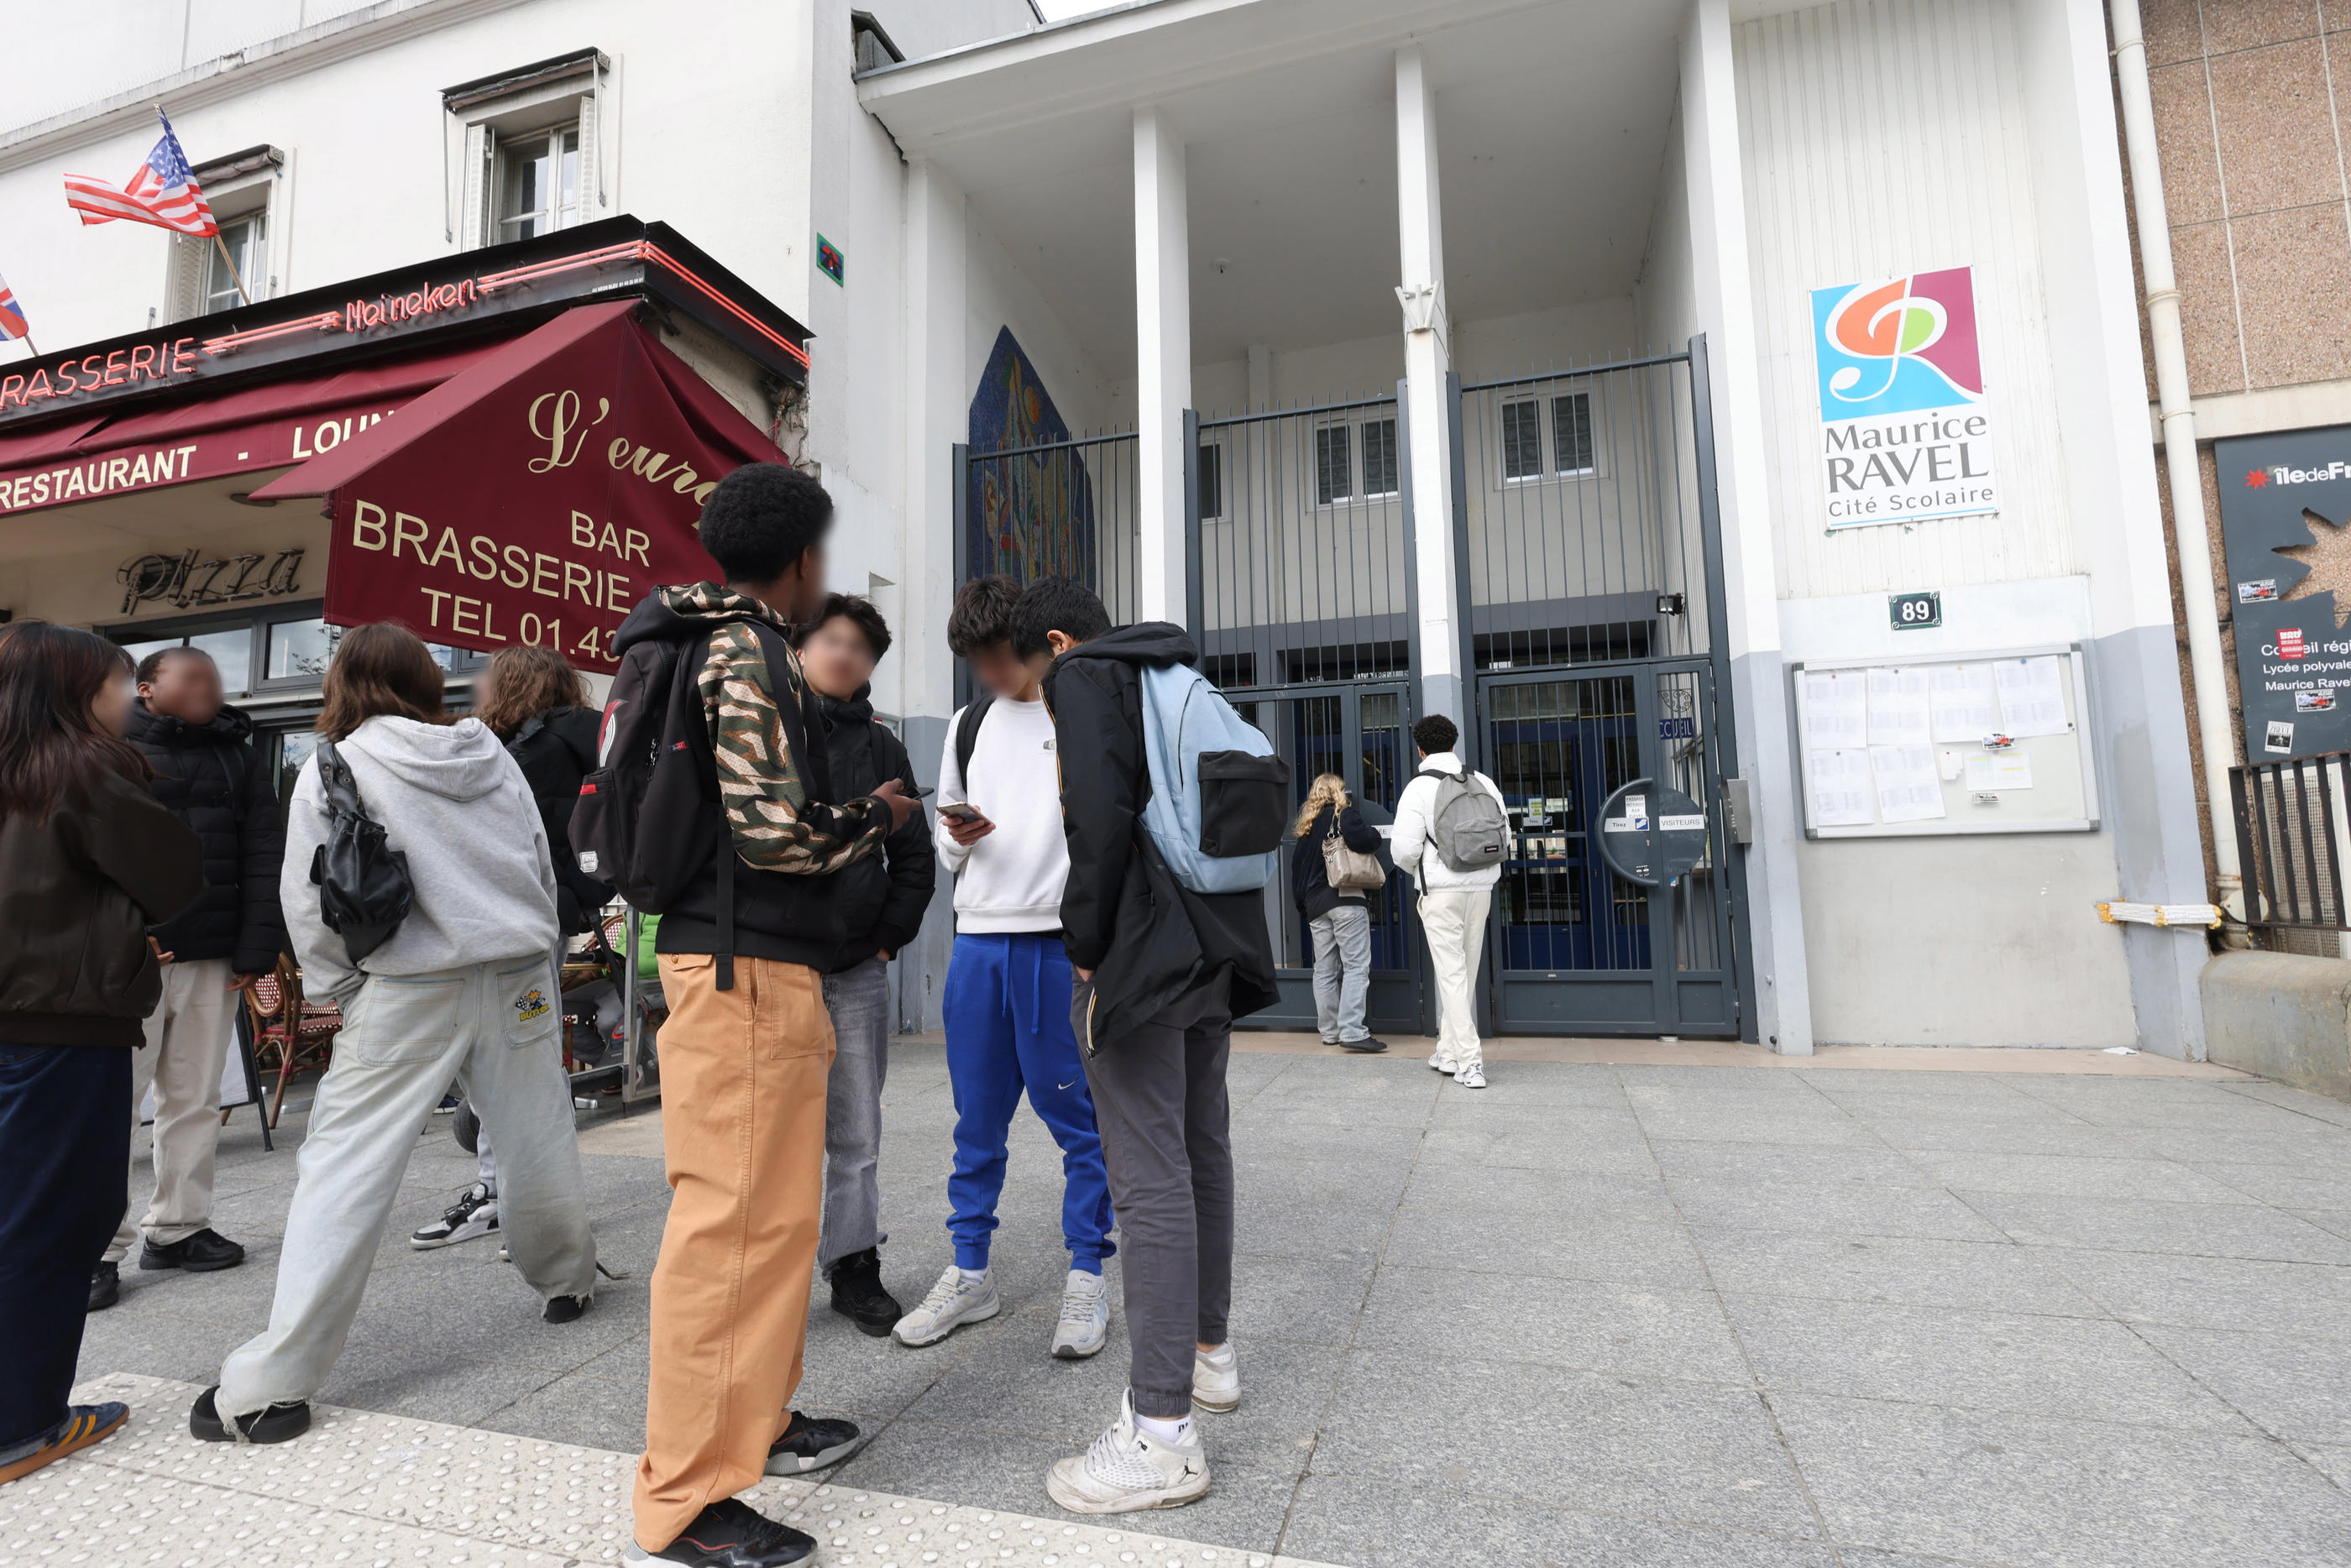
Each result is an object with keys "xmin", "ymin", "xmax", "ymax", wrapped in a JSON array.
[
  {"xmin": 1390, "ymin": 751, "xmax": 1509, "ymax": 892},
  {"xmin": 934, "ymin": 697, "xmax": 1069, "ymax": 933}
]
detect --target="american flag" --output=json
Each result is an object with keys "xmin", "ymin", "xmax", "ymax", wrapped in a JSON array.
[
  {"xmin": 63, "ymin": 110, "xmax": 218, "ymax": 238},
  {"xmin": 0, "ymin": 273, "xmax": 28, "ymax": 342}
]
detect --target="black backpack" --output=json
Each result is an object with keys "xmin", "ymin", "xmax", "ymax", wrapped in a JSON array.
[
  {"xmin": 309, "ymin": 740, "xmax": 415, "ymax": 964},
  {"xmin": 954, "ymin": 693, "xmax": 995, "ymax": 782}
]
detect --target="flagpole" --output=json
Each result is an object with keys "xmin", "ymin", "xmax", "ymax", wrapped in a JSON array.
[{"xmin": 210, "ymin": 232, "xmax": 252, "ymax": 306}]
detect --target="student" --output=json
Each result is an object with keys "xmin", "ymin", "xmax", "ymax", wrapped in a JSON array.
[
  {"xmin": 1022, "ymin": 577, "xmax": 1278, "ymax": 1516},
  {"xmin": 191, "ymin": 623, "xmax": 600, "ymax": 1448},
  {"xmin": 92, "ymin": 645, "xmax": 285, "ymax": 1309},
  {"xmin": 411, "ymin": 646, "xmax": 613, "ymax": 1253},
  {"xmin": 0, "ymin": 625, "xmax": 202, "ymax": 1486},
  {"xmin": 1389, "ymin": 713, "xmax": 1507, "ymax": 1089},
  {"xmin": 795, "ymin": 593, "xmax": 935, "ymax": 1336},
  {"xmin": 1290, "ymin": 772, "xmax": 1386, "ymax": 1053},
  {"xmin": 594, "ymin": 464, "xmax": 918, "ymax": 1568},
  {"xmin": 893, "ymin": 574, "xmax": 1114, "ymax": 1362}
]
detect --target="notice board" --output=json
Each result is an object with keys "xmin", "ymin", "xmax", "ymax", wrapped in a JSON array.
[{"xmin": 1791, "ymin": 644, "xmax": 2098, "ymax": 839}]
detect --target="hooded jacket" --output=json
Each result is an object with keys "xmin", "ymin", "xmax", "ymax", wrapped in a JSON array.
[
  {"xmin": 1042, "ymin": 622, "xmax": 1277, "ymax": 1048},
  {"xmin": 811, "ymin": 684, "xmax": 935, "ymax": 971},
  {"xmin": 1290, "ymin": 801, "xmax": 1384, "ymax": 921},
  {"xmin": 0, "ymin": 766, "xmax": 204, "ymax": 1046},
  {"xmin": 499, "ymin": 705, "xmax": 615, "ymax": 934},
  {"xmin": 280, "ymin": 714, "xmax": 558, "ymax": 1005},
  {"xmin": 126, "ymin": 698, "xmax": 287, "ymax": 975}
]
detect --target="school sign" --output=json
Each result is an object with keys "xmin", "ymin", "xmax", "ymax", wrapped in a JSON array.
[{"xmin": 1811, "ymin": 266, "xmax": 1998, "ymax": 531}]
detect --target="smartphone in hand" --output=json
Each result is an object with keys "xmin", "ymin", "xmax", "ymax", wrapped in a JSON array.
[{"xmin": 940, "ymin": 802, "xmax": 989, "ymax": 826}]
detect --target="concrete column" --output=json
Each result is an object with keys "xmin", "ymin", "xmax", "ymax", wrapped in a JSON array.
[
  {"xmin": 1680, "ymin": 0, "xmax": 1814, "ymax": 1054},
  {"xmin": 899, "ymin": 155, "xmax": 966, "ymax": 1032},
  {"xmin": 1395, "ymin": 45, "xmax": 1463, "ymax": 724},
  {"xmin": 1134, "ymin": 106, "xmax": 1191, "ymax": 625}
]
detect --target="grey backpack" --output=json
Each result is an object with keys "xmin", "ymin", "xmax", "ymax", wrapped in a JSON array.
[{"xmin": 1427, "ymin": 768, "xmax": 1509, "ymax": 871}]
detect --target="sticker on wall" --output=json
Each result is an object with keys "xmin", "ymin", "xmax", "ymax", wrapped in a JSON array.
[
  {"xmin": 2299, "ymin": 691, "xmax": 2337, "ymax": 713},
  {"xmin": 816, "ymin": 233, "xmax": 846, "ymax": 287},
  {"xmin": 2238, "ymin": 578, "xmax": 2279, "ymax": 603},
  {"xmin": 2267, "ymin": 719, "xmax": 2296, "ymax": 754},
  {"xmin": 1811, "ymin": 266, "xmax": 1997, "ymax": 531}
]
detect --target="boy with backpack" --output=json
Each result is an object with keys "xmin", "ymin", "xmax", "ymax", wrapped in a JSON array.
[
  {"xmin": 1389, "ymin": 713, "xmax": 1510, "ymax": 1090},
  {"xmin": 891, "ymin": 575, "xmax": 1115, "ymax": 1361},
  {"xmin": 574, "ymin": 464, "xmax": 919, "ymax": 1568},
  {"xmin": 1020, "ymin": 577, "xmax": 1280, "ymax": 1516}
]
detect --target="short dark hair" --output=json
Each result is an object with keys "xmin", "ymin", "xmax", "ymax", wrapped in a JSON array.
[
  {"xmin": 804, "ymin": 593, "xmax": 892, "ymax": 662},
  {"xmin": 1012, "ymin": 577, "xmax": 1112, "ymax": 660},
  {"xmin": 1412, "ymin": 713, "xmax": 1458, "ymax": 755},
  {"xmin": 134, "ymin": 645, "xmax": 212, "ymax": 685},
  {"xmin": 698, "ymin": 463, "xmax": 834, "ymax": 585},
  {"xmin": 946, "ymin": 575, "xmax": 1021, "ymax": 658}
]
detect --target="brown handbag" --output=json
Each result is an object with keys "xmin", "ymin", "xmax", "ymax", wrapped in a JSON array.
[{"xmin": 1322, "ymin": 810, "xmax": 1387, "ymax": 891}]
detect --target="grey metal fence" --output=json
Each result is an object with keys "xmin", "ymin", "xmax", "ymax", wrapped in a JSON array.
[
  {"xmin": 2233, "ymin": 753, "xmax": 2351, "ymax": 932},
  {"xmin": 956, "ymin": 430, "xmax": 1141, "ymax": 625}
]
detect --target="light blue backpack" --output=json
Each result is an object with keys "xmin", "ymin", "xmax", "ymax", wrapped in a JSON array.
[{"xmin": 1137, "ymin": 663, "xmax": 1292, "ymax": 894}]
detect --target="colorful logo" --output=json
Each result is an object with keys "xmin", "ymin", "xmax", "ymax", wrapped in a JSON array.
[
  {"xmin": 1811, "ymin": 267, "xmax": 1986, "ymax": 421},
  {"xmin": 515, "ymin": 988, "xmax": 552, "ymax": 1022}
]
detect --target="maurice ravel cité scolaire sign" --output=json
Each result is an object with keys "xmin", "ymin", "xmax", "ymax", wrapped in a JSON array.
[{"xmin": 1810, "ymin": 266, "xmax": 1998, "ymax": 531}]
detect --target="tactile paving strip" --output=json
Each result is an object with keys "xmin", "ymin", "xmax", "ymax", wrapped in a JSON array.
[{"xmin": 3, "ymin": 1375, "xmax": 1333, "ymax": 1568}]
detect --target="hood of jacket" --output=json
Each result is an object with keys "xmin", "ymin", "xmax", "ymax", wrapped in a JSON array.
[
  {"xmin": 1053, "ymin": 620, "xmax": 1196, "ymax": 672},
  {"xmin": 613, "ymin": 582, "xmax": 795, "ymax": 655},
  {"xmin": 336, "ymin": 715, "xmax": 516, "ymax": 803},
  {"xmin": 127, "ymin": 699, "xmax": 254, "ymax": 750}
]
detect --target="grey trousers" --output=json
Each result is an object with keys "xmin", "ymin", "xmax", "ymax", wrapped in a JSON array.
[
  {"xmin": 818, "ymin": 955, "xmax": 892, "ymax": 1274},
  {"xmin": 1076, "ymin": 974, "xmax": 1233, "ymax": 1419},
  {"xmin": 216, "ymin": 956, "xmax": 597, "ymax": 1419},
  {"xmin": 1308, "ymin": 902, "xmax": 1373, "ymax": 1044}
]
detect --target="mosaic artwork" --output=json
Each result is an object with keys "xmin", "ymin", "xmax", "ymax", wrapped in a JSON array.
[{"xmin": 967, "ymin": 325, "xmax": 1095, "ymax": 586}]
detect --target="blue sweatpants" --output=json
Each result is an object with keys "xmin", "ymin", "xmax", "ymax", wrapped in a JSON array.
[{"xmin": 940, "ymin": 933, "xmax": 1113, "ymax": 1273}]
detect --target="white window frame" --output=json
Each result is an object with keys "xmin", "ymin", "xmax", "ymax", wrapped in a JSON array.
[
  {"xmin": 445, "ymin": 49, "xmax": 613, "ymax": 253},
  {"xmin": 1498, "ymin": 387, "xmax": 1604, "ymax": 487},
  {"xmin": 1310, "ymin": 414, "xmax": 1402, "ymax": 510},
  {"xmin": 165, "ymin": 146, "xmax": 290, "ymax": 322}
]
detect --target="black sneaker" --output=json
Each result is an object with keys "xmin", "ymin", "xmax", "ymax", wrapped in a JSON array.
[
  {"xmin": 624, "ymin": 1497, "xmax": 817, "ymax": 1566},
  {"xmin": 1341, "ymin": 1036, "xmax": 1390, "ymax": 1054},
  {"xmin": 762, "ymin": 1410, "xmax": 864, "ymax": 1475},
  {"xmin": 543, "ymin": 1293, "xmax": 592, "ymax": 1324},
  {"xmin": 88, "ymin": 1262, "xmax": 119, "ymax": 1311},
  {"xmin": 828, "ymin": 1248, "xmax": 902, "ymax": 1338},
  {"xmin": 188, "ymin": 1385, "xmax": 310, "ymax": 1444},
  {"xmin": 0, "ymin": 1402, "xmax": 128, "ymax": 1484},
  {"xmin": 139, "ymin": 1228, "xmax": 244, "ymax": 1273}
]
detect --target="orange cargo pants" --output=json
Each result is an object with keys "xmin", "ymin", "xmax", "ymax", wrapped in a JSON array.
[{"xmin": 633, "ymin": 953, "xmax": 836, "ymax": 1552}]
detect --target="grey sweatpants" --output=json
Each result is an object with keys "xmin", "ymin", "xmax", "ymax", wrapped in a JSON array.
[
  {"xmin": 818, "ymin": 955, "xmax": 892, "ymax": 1274},
  {"xmin": 1075, "ymin": 974, "xmax": 1233, "ymax": 1419}
]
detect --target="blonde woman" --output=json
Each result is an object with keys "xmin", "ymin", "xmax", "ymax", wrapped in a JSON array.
[{"xmin": 1289, "ymin": 773, "xmax": 1387, "ymax": 1052}]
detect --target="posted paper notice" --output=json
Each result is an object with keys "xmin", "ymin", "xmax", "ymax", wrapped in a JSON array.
[
  {"xmin": 1870, "ymin": 744, "xmax": 1947, "ymax": 823},
  {"xmin": 1964, "ymin": 751, "xmax": 2034, "ymax": 792},
  {"xmin": 1994, "ymin": 656, "xmax": 2069, "ymax": 737},
  {"xmin": 1867, "ymin": 666, "xmax": 1932, "ymax": 746},
  {"xmin": 1802, "ymin": 669, "xmax": 1868, "ymax": 750},
  {"xmin": 1809, "ymin": 748, "xmax": 1876, "ymax": 827},
  {"xmin": 1929, "ymin": 663, "xmax": 2001, "ymax": 742}
]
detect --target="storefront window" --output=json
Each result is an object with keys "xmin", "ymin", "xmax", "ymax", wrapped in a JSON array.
[
  {"xmin": 270, "ymin": 729, "xmax": 319, "ymax": 823},
  {"xmin": 265, "ymin": 616, "xmax": 468, "ymax": 681},
  {"xmin": 118, "ymin": 624, "xmax": 254, "ymax": 695}
]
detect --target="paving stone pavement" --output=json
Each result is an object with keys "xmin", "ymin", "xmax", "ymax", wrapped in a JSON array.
[{"xmin": 44, "ymin": 1043, "xmax": 2351, "ymax": 1567}]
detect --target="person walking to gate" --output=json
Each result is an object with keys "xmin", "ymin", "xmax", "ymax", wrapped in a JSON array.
[
  {"xmin": 796, "ymin": 593, "xmax": 935, "ymax": 1336},
  {"xmin": 1291, "ymin": 773, "xmax": 1387, "ymax": 1053},
  {"xmin": 411, "ymin": 645, "xmax": 613, "ymax": 1254},
  {"xmin": 0, "ymin": 624, "xmax": 202, "ymax": 1485},
  {"xmin": 91, "ymin": 645, "xmax": 286, "ymax": 1311},
  {"xmin": 892, "ymin": 574, "xmax": 1116, "ymax": 1361},
  {"xmin": 1390, "ymin": 714, "xmax": 1509, "ymax": 1090},
  {"xmin": 191, "ymin": 623, "xmax": 600, "ymax": 1448}
]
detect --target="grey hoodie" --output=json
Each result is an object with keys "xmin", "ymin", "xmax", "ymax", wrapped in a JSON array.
[{"xmin": 280, "ymin": 714, "xmax": 559, "ymax": 1004}]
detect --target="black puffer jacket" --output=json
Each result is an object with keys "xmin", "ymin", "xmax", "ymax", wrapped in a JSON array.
[
  {"xmin": 500, "ymin": 706, "xmax": 617, "ymax": 935},
  {"xmin": 126, "ymin": 700, "xmax": 286, "ymax": 975},
  {"xmin": 1291, "ymin": 802, "xmax": 1385, "ymax": 921},
  {"xmin": 812, "ymin": 687, "xmax": 935, "ymax": 972}
]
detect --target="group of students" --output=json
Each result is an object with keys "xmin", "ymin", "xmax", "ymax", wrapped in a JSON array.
[{"xmin": 0, "ymin": 458, "xmax": 1509, "ymax": 1567}]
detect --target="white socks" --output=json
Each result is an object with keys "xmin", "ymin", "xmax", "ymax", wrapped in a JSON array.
[
  {"xmin": 1134, "ymin": 1410, "xmax": 1194, "ymax": 1445},
  {"xmin": 958, "ymin": 1267, "xmax": 989, "ymax": 1287}
]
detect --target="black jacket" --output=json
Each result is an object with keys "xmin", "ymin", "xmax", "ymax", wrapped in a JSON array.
[
  {"xmin": 1291, "ymin": 802, "xmax": 1383, "ymax": 921},
  {"xmin": 502, "ymin": 706, "xmax": 616, "ymax": 935},
  {"xmin": 1043, "ymin": 622, "xmax": 1277, "ymax": 1048},
  {"xmin": 812, "ymin": 686, "xmax": 935, "ymax": 971},
  {"xmin": 126, "ymin": 699, "xmax": 287, "ymax": 975},
  {"xmin": 0, "ymin": 766, "xmax": 204, "ymax": 1046}
]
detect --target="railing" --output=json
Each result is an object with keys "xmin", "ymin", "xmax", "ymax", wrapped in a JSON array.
[
  {"xmin": 956, "ymin": 430, "xmax": 1141, "ymax": 626},
  {"xmin": 2232, "ymin": 752, "xmax": 2351, "ymax": 930}
]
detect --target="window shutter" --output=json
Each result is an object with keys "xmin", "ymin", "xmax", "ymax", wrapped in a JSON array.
[
  {"xmin": 576, "ymin": 92, "xmax": 600, "ymax": 218},
  {"xmin": 170, "ymin": 236, "xmax": 206, "ymax": 321},
  {"xmin": 458, "ymin": 122, "xmax": 490, "ymax": 249}
]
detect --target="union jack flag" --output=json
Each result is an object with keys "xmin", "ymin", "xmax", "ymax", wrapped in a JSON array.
[
  {"xmin": 0, "ymin": 274, "xmax": 28, "ymax": 341},
  {"xmin": 63, "ymin": 110, "xmax": 218, "ymax": 238}
]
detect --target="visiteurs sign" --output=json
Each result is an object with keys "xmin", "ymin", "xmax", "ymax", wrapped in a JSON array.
[{"xmin": 1810, "ymin": 267, "xmax": 1998, "ymax": 530}]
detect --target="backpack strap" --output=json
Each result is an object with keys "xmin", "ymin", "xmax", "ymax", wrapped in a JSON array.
[{"xmin": 955, "ymin": 693, "xmax": 995, "ymax": 784}]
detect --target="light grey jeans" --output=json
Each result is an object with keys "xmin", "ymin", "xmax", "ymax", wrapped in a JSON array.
[
  {"xmin": 1309, "ymin": 902, "xmax": 1374, "ymax": 1044},
  {"xmin": 216, "ymin": 956, "xmax": 597, "ymax": 1419},
  {"xmin": 817, "ymin": 955, "xmax": 892, "ymax": 1275},
  {"xmin": 468, "ymin": 944, "xmax": 565, "ymax": 1197}
]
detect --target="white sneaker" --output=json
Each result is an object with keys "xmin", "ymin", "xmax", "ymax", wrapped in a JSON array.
[
  {"xmin": 1046, "ymin": 1390, "xmax": 1211, "ymax": 1514},
  {"xmin": 410, "ymin": 1184, "xmax": 498, "ymax": 1249},
  {"xmin": 892, "ymin": 1265, "xmax": 1000, "ymax": 1346},
  {"xmin": 1192, "ymin": 1343, "xmax": 1240, "ymax": 1413},
  {"xmin": 1427, "ymin": 1048, "xmax": 1456, "ymax": 1074},
  {"xmin": 1051, "ymin": 1268, "xmax": 1110, "ymax": 1359},
  {"xmin": 1455, "ymin": 1062, "xmax": 1488, "ymax": 1089}
]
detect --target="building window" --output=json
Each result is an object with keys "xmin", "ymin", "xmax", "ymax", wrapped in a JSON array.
[
  {"xmin": 165, "ymin": 145, "xmax": 284, "ymax": 322},
  {"xmin": 1196, "ymin": 442, "xmax": 1223, "ymax": 520},
  {"xmin": 1362, "ymin": 417, "xmax": 1399, "ymax": 498},
  {"xmin": 1501, "ymin": 392, "xmax": 1598, "ymax": 482},
  {"xmin": 495, "ymin": 124, "xmax": 583, "ymax": 242},
  {"xmin": 265, "ymin": 616, "xmax": 471, "ymax": 682},
  {"xmin": 118, "ymin": 625, "xmax": 255, "ymax": 697},
  {"xmin": 1501, "ymin": 399, "xmax": 1544, "ymax": 480},
  {"xmin": 1552, "ymin": 392, "xmax": 1595, "ymax": 475},
  {"xmin": 1315, "ymin": 425, "xmax": 1352, "ymax": 505},
  {"xmin": 204, "ymin": 212, "xmax": 265, "ymax": 313}
]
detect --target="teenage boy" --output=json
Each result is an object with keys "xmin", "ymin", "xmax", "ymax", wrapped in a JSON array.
[
  {"xmin": 796, "ymin": 593, "xmax": 935, "ymax": 1335},
  {"xmin": 893, "ymin": 575, "xmax": 1115, "ymax": 1360},
  {"xmin": 1390, "ymin": 713, "xmax": 1506, "ymax": 1090},
  {"xmin": 1020, "ymin": 577, "xmax": 1277, "ymax": 1516},
  {"xmin": 95, "ymin": 646, "xmax": 285, "ymax": 1309},
  {"xmin": 599, "ymin": 465, "xmax": 920, "ymax": 1568}
]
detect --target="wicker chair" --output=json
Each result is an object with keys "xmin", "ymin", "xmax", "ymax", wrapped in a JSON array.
[{"xmin": 243, "ymin": 958, "xmax": 343, "ymax": 1128}]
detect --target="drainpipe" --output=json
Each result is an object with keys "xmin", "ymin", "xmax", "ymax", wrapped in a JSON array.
[{"xmin": 2111, "ymin": 0, "xmax": 2244, "ymax": 918}]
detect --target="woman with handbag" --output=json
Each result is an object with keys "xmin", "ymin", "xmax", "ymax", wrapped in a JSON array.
[
  {"xmin": 1289, "ymin": 773, "xmax": 1388, "ymax": 1053},
  {"xmin": 191, "ymin": 623, "xmax": 600, "ymax": 1446}
]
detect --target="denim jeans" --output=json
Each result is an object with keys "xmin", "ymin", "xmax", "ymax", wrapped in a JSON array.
[
  {"xmin": 1309, "ymin": 902, "xmax": 1373, "ymax": 1043},
  {"xmin": 818, "ymin": 955, "xmax": 891, "ymax": 1273}
]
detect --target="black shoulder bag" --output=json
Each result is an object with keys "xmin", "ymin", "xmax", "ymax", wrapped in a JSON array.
[{"xmin": 309, "ymin": 740, "xmax": 416, "ymax": 964}]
